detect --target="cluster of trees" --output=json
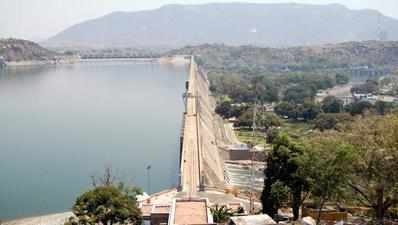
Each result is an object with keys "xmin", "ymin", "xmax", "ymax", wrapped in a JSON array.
[
  {"xmin": 65, "ymin": 169, "xmax": 142, "ymax": 225},
  {"xmin": 210, "ymin": 72, "xmax": 348, "ymax": 105},
  {"xmin": 215, "ymin": 100, "xmax": 281, "ymax": 130},
  {"xmin": 273, "ymin": 94, "xmax": 397, "ymax": 131},
  {"xmin": 210, "ymin": 73, "xmax": 278, "ymax": 103},
  {"xmin": 262, "ymin": 114, "xmax": 398, "ymax": 224},
  {"xmin": 274, "ymin": 101, "xmax": 320, "ymax": 121},
  {"xmin": 351, "ymin": 80, "xmax": 379, "ymax": 94}
]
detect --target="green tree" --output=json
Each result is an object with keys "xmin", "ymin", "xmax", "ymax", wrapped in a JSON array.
[
  {"xmin": 274, "ymin": 102, "xmax": 295, "ymax": 118},
  {"xmin": 210, "ymin": 205, "xmax": 234, "ymax": 223},
  {"xmin": 314, "ymin": 113, "xmax": 354, "ymax": 131},
  {"xmin": 335, "ymin": 74, "xmax": 350, "ymax": 85},
  {"xmin": 314, "ymin": 113, "xmax": 338, "ymax": 131},
  {"xmin": 283, "ymin": 85, "xmax": 314, "ymax": 104},
  {"xmin": 261, "ymin": 134, "xmax": 308, "ymax": 220},
  {"xmin": 238, "ymin": 108, "xmax": 281, "ymax": 129},
  {"xmin": 321, "ymin": 96, "xmax": 344, "ymax": 113},
  {"xmin": 374, "ymin": 101, "xmax": 396, "ymax": 115},
  {"xmin": 342, "ymin": 115, "xmax": 398, "ymax": 224},
  {"xmin": 257, "ymin": 112, "xmax": 281, "ymax": 130},
  {"xmin": 301, "ymin": 101, "xmax": 321, "ymax": 120},
  {"xmin": 215, "ymin": 100, "xmax": 233, "ymax": 118},
  {"xmin": 69, "ymin": 186, "xmax": 142, "ymax": 225},
  {"xmin": 298, "ymin": 139, "xmax": 356, "ymax": 224},
  {"xmin": 347, "ymin": 101, "xmax": 373, "ymax": 116}
]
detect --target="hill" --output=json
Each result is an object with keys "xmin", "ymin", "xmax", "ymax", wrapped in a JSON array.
[
  {"xmin": 0, "ymin": 38, "xmax": 57, "ymax": 62},
  {"xmin": 45, "ymin": 3, "xmax": 398, "ymax": 48},
  {"xmin": 168, "ymin": 41, "xmax": 398, "ymax": 76}
]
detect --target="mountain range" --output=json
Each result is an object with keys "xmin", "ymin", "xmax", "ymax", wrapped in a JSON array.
[{"xmin": 45, "ymin": 3, "xmax": 398, "ymax": 48}]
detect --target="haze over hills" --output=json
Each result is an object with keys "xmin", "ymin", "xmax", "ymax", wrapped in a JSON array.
[{"xmin": 44, "ymin": 3, "xmax": 398, "ymax": 48}]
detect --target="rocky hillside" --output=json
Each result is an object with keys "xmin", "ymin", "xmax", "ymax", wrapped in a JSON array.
[
  {"xmin": 169, "ymin": 41, "xmax": 398, "ymax": 74},
  {"xmin": 0, "ymin": 38, "xmax": 57, "ymax": 62},
  {"xmin": 45, "ymin": 3, "xmax": 398, "ymax": 48}
]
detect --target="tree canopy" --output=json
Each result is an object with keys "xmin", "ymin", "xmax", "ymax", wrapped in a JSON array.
[{"xmin": 66, "ymin": 186, "xmax": 142, "ymax": 225}]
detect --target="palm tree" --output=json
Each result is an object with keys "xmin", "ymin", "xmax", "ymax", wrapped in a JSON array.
[{"xmin": 210, "ymin": 205, "xmax": 234, "ymax": 223}]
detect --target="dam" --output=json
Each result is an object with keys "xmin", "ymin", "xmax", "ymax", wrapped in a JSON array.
[{"xmin": 179, "ymin": 56, "xmax": 236, "ymax": 195}]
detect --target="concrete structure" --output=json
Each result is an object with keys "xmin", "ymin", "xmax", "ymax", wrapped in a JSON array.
[
  {"xmin": 168, "ymin": 198, "xmax": 213, "ymax": 225},
  {"xmin": 179, "ymin": 57, "xmax": 225, "ymax": 194},
  {"xmin": 224, "ymin": 161, "xmax": 265, "ymax": 192},
  {"xmin": 228, "ymin": 214, "xmax": 276, "ymax": 225}
]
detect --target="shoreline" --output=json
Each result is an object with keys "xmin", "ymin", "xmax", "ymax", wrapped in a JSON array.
[
  {"xmin": 2, "ymin": 55, "xmax": 190, "ymax": 68},
  {"xmin": 2, "ymin": 212, "xmax": 73, "ymax": 225}
]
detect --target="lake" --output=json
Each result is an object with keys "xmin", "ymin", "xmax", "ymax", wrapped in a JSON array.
[{"xmin": 0, "ymin": 60, "xmax": 188, "ymax": 220}]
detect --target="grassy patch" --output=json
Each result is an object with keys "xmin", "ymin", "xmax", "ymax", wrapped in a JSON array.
[
  {"xmin": 278, "ymin": 120, "xmax": 314, "ymax": 139},
  {"xmin": 236, "ymin": 129, "xmax": 267, "ymax": 146}
]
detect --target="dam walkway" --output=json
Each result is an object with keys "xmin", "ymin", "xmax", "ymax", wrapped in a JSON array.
[{"xmin": 180, "ymin": 56, "xmax": 201, "ymax": 195}]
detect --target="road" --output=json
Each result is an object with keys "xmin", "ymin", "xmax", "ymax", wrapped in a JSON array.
[{"xmin": 180, "ymin": 57, "xmax": 201, "ymax": 195}]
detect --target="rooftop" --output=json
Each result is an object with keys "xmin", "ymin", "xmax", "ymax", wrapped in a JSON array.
[{"xmin": 170, "ymin": 198, "xmax": 213, "ymax": 225}]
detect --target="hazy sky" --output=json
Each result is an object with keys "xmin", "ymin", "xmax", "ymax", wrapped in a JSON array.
[{"xmin": 1, "ymin": 0, "xmax": 397, "ymax": 40}]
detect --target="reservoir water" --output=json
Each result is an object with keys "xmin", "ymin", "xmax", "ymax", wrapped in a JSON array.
[{"xmin": 0, "ymin": 60, "xmax": 188, "ymax": 220}]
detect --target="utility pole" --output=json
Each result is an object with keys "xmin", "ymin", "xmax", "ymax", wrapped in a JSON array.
[
  {"xmin": 146, "ymin": 165, "xmax": 151, "ymax": 194},
  {"xmin": 249, "ymin": 100, "xmax": 257, "ymax": 214}
]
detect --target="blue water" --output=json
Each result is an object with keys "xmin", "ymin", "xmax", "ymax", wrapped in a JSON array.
[{"xmin": 0, "ymin": 60, "xmax": 188, "ymax": 220}]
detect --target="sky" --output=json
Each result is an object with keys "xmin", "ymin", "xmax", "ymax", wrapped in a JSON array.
[{"xmin": 0, "ymin": 0, "xmax": 397, "ymax": 41}]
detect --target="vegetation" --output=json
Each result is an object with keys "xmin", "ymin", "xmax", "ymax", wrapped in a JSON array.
[
  {"xmin": 261, "ymin": 114, "xmax": 398, "ymax": 224},
  {"xmin": 65, "ymin": 169, "xmax": 142, "ymax": 225},
  {"xmin": 341, "ymin": 115, "xmax": 398, "ymax": 224},
  {"xmin": 261, "ymin": 134, "xmax": 308, "ymax": 220},
  {"xmin": 314, "ymin": 113, "xmax": 354, "ymax": 131},
  {"xmin": 274, "ymin": 101, "xmax": 320, "ymax": 121},
  {"xmin": 171, "ymin": 43, "xmax": 398, "ymax": 76},
  {"xmin": 190, "ymin": 42, "xmax": 398, "ymax": 224},
  {"xmin": 298, "ymin": 139, "xmax": 356, "ymax": 224},
  {"xmin": 210, "ymin": 205, "xmax": 234, "ymax": 223},
  {"xmin": 321, "ymin": 96, "xmax": 344, "ymax": 113}
]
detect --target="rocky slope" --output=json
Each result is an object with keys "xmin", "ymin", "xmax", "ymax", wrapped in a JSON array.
[{"xmin": 0, "ymin": 38, "xmax": 57, "ymax": 62}]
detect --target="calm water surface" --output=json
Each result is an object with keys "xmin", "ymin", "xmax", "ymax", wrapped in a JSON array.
[{"xmin": 0, "ymin": 60, "xmax": 188, "ymax": 219}]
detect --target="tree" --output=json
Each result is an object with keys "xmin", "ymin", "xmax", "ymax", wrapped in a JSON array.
[
  {"xmin": 347, "ymin": 101, "xmax": 373, "ymax": 116},
  {"xmin": 301, "ymin": 101, "xmax": 321, "ymax": 120},
  {"xmin": 341, "ymin": 115, "xmax": 398, "ymax": 224},
  {"xmin": 261, "ymin": 134, "xmax": 308, "ymax": 220},
  {"xmin": 210, "ymin": 205, "xmax": 234, "ymax": 223},
  {"xmin": 314, "ymin": 113, "xmax": 338, "ymax": 131},
  {"xmin": 266, "ymin": 128, "xmax": 279, "ymax": 144},
  {"xmin": 351, "ymin": 80, "xmax": 379, "ymax": 94},
  {"xmin": 215, "ymin": 100, "xmax": 233, "ymax": 118},
  {"xmin": 314, "ymin": 113, "xmax": 353, "ymax": 131},
  {"xmin": 335, "ymin": 74, "xmax": 349, "ymax": 85},
  {"xmin": 321, "ymin": 96, "xmax": 344, "ymax": 113},
  {"xmin": 275, "ymin": 102, "xmax": 295, "ymax": 118},
  {"xmin": 238, "ymin": 108, "xmax": 281, "ymax": 129},
  {"xmin": 283, "ymin": 85, "xmax": 314, "ymax": 104},
  {"xmin": 274, "ymin": 101, "xmax": 320, "ymax": 121},
  {"xmin": 298, "ymin": 138, "xmax": 356, "ymax": 224},
  {"xmin": 374, "ymin": 101, "xmax": 395, "ymax": 115},
  {"xmin": 257, "ymin": 112, "xmax": 281, "ymax": 130},
  {"xmin": 69, "ymin": 186, "xmax": 142, "ymax": 225}
]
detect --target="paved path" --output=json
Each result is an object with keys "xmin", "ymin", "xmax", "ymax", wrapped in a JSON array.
[{"xmin": 180, "ymin": 57, "xmax": 201, "ymax": 194}]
